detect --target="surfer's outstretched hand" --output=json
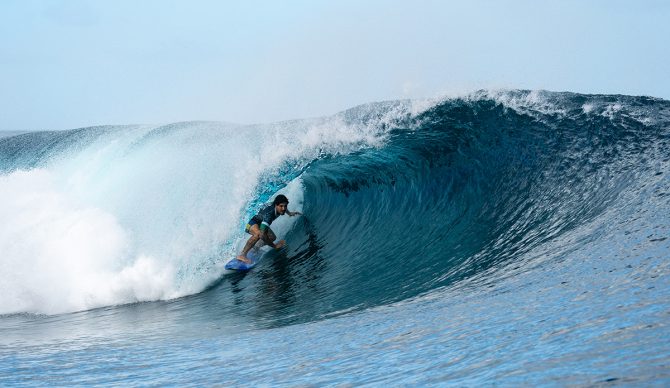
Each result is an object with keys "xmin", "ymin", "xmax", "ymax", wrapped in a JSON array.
[{"xmin": 275, "ymin": 240, "xmax": 286, "ymax": 249}]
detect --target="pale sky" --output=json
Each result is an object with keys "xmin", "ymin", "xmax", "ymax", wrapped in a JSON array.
[{"xmin": 1, "ymin": 0, "xmax": 668, "ymax": 131}]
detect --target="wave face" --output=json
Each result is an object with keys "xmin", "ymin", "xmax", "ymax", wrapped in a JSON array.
[
  {"xmin": 289, "ymin": 91, "xmax": 670, "ymax": 321},
  {"xmin": 1, "ymin": 90, "xmax": 669, "ymax": 319}
]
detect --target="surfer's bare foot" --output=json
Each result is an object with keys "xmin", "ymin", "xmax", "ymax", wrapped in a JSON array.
[{"xmin": 236, "ymin": 255, "xmax": 252, "ymax": 264}]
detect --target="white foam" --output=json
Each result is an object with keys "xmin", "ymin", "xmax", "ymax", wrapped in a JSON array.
[
  {"xmin": 582, "ymin": 103, "xmax": 595, "ymax": 114},
  {"xmin": 0, "ymin": 169, "xmax": 180, "ymax": 315},
  {"xmin": 479, "ymin": 89, "xmax": 569, "ymax": 118},
  {"xmin": 602, "ymin": 103, "xmax": 623, "ymax": 119}
]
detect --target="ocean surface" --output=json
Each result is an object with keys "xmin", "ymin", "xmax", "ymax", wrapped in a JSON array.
[{"xmin": 1, "ymin": 90, "xmax": 669, "ymax": 386}]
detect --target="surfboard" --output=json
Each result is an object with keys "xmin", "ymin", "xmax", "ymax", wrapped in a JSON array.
[{"xmin": 225, "ymin": 248, "xmax": 263, "ymax": 271}]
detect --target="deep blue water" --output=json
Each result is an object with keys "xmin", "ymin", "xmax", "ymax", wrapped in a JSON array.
[{"xmin": 1, "ymin": 90, "xmax": 669, "ymax": 385}]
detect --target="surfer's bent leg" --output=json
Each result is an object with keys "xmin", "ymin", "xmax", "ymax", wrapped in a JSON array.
[{"xmin": 238, "ymin": 224, "xmax": 262, "ymax": 263}]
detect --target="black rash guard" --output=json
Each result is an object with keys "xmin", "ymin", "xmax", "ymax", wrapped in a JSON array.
[{"xmin": 250, "ymin": 203, "xmax": 281, "ymax": 231}]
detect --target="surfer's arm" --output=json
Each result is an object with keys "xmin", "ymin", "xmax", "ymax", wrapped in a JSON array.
[
  {"xmin": 286, "ymin": 209, "xmax": 302, "ymax": 216},
  {"xmin": 262, "ymin": 235, "xmax": 277, "ymax": 248},
  {"xmin": 259, "ymin": 224, "xmax": 272, "ymax": 245},
  {"xmin": 262, "ymin": 234, "xmax": 285, "ymax": 249},
  {"xmin": 259, "ymin": 223, "xmax": 284, "ymax": 248}
]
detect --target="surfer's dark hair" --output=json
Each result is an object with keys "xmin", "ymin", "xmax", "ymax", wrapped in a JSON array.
[{"xmin": 273, "ymin": 194, "xmax": 289, "ymax": 205}]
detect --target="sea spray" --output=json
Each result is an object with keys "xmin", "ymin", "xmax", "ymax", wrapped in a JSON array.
[{"xmin": 0, "ymin": 102, "xmax": 427, "ymax": 314}]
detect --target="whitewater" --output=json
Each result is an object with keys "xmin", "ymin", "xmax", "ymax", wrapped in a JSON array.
[{"xmin": 1, "ymin": 90, "xmax": 669, "ymax": 385}]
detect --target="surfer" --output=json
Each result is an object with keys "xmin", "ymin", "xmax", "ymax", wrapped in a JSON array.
[{"xmin": 237, "ymin": 194, "xmax": 302, "ymax": 264}]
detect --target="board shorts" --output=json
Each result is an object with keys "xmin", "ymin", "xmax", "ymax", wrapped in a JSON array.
[{"xmin": 245, "ymin": 216, "xmax": 264, "ymax": 234}]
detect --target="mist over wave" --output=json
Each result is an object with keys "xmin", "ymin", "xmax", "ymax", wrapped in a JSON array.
[{"xmin": 1, "ymin": 90, "xmax": 668, "ymax": 319}]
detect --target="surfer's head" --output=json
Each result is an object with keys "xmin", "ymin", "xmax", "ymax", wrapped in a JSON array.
[
  {"xmin": 273, "ymin": 194, "xmax": 289, "ymax": 206},
  {"xmin": 274, "ymin": 195, "xmax": 289, "ymax": 214}
]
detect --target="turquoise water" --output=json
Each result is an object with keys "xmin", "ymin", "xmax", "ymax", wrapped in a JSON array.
[{"xmin": 1, "ymin": 90, "xmax": 669, "ymax": 385}]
